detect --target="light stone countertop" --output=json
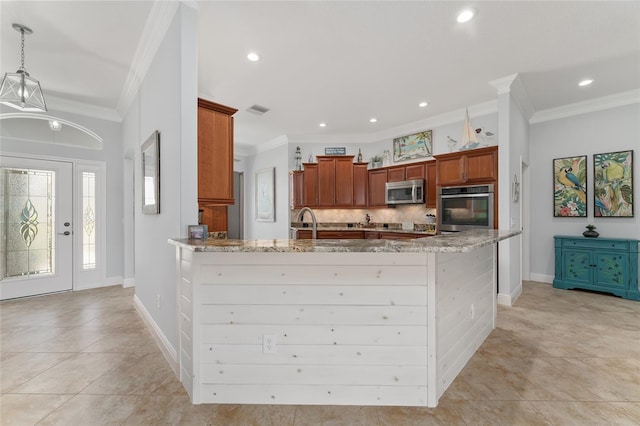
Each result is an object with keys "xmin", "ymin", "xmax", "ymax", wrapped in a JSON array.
[{"xmin": 169, "ymin": 229, "xmax": 520, "ymax": 253}]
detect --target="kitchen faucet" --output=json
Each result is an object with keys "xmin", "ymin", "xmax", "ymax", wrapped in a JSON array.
[{"xmin": 297, "ymin": 207, "xmax": 317, "ymax": 239}]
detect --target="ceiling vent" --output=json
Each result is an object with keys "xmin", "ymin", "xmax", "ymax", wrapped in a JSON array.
[{"xmin": 246, "ymin": 104, "xmax": 270, "ymax": 115}]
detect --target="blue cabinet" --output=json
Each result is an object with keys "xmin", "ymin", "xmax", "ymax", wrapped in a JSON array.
[{"xmin": 554, "ymin": 236, "xmax": 639, "ymax": 300}]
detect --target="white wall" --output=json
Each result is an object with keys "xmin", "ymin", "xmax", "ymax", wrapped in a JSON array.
[
  {"xmin": 121, "ymin": 5, "xmax": 197, "ymax": 355},
  {"xmin": 529, "ymin": 103, "xmax": 640, "ymax": 283},
  {"xmin": 0, "ymin": 108, "xmax": 124, "ymax": 283},
  {"xmin": 243, "ymin": 143, "xmax": 290, "ymax": 239}
]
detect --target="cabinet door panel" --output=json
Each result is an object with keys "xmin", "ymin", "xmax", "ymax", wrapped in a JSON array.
[
  {"xmin": 368, "ymin": 169, "xmax": 388, "ymax": 207},
  {"xmin": 303, "ymin": 164, "xmax": 318, "ymax": 207},
  {"xmin": 466, "ymin": 150, "xmax": 497, "ymax": 182},
  {"xmin": 317, "ymin": 158, "xmax": 336, "ymax": 206},
  {"xmin": 335, "ymin": 158, "xmax": 354, "ymax": 206},
  {"xmin": 562, "ymin": 249, "xmax": 592, "ymax": 285},
  {"xmin": 290, "ymin": 171, "xmax": 304, "ymax": 209},
  {"xmin": 405, "ymin": 164, "xmax": 425, "ymax": 180},
  {"xmin": 353, "ymin": 164, "xmax": 369, "ymax": 207},
  {"xmin": 425, "ymin": 162, "xmax": 437, "ymax": 208},
  {"xmin": 198, "ymin": 105, "xmax": 235, "ymax": 204},
  {"xmin": 387, "ymin": 167, "xmax": 405, "ymax": 182},
  {"xmin": 437, "ymin": 156, "xmax": 465, "ymax": 186},
  {"xmin": 594, "ymin": 252, "xmax": 627, "ymax": 288}
]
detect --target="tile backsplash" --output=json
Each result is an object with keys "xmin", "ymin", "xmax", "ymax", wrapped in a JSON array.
[{"xmin": 291, "ymin": 205, "xmax": 436, "ymax": 226}]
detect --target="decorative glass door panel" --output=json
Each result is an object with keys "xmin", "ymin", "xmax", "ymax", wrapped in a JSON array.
[{"xmin": 1, "ymin": 157, "xmax": 72, "ymax": 300}]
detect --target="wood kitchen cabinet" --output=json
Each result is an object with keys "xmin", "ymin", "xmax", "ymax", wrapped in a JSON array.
[
  {"xmin": 302, "ymin": 163, "xmax": 318, "ymax": 207},
  {"xmin": 405, "ymin": 163, "xmax": 425, "ymax": 180},
  {"xmin": 435, "ymin": 146, "xmax": 497, "ymax": 186},
  {"xmin": 297, "ymin": 230, "xmax": 364, "ymax": 240},
  {"xmin": 425, "ymin": 161, "xmax": 437, "ymax": 208},
  {"xmin": 368, "ymin": 169, "xmax": 388, "ymax": 207},
  {"xmin": 353, "ymin": 163, "xmax": 369, "ymax": 207},
  {"xmin": 317, "ymin": 155, "xmax": 355, "ymax": 207},
  {"xmin": 387, "ymin": 166, "xmax": 406, "ymax": 182},
  {"xmin": 290, "ymin": 170, "xmax": 304, "ymax": 209},
  {"xmin": 197, "ymin": 98, "xmax": 237, "ymax": 205}
]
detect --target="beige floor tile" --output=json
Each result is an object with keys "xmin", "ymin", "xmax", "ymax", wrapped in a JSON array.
[
  {"xmin": 24, "ymin": 326, "xmax": 108, "ymax": 352},
  {"xmin": 81, "ymin": 328, "xmax": 158, "ymax": 353},
  {"xmin": 81, "ymin": 352, "xmax": 174, "ymax": 395},
  {"xmin": 609, "ymin": 402, "xmax": 640, "ymax": 423},
  {"xmin": 0, "ymin": 352, "xmax": 74, "ymax": 393},
  {"xmin": 10, "ymin": 352, "xmax": 128, "ymax": 394},
  {"xmin": 0, "ymin": 326, "xmax": 68, "ymax": 352},
  {"xmin": 531, "ymin": 401, "xmax": 640, "ymax": 426},
  {"xmin": 121, "ymin": 393, "xmax": 218, "ymax": 425},
  {"xmin": 213, "ymin": 404, "xmax": 297, "ymax": 426},
  {"xmin": 453, "ymin": 400, "xmax": 550, "ymax": 426},
  {"xmin": 152, "ymin": 375, "xmax": 190, "ymax": 396},
  {"xmin": 37, "ymin": 394, "xmax": 145, "ymax": 426},
  {"xmin": 293, "ymin": 405, "xmax": 380, "ymax": 425},
  {"xmin": 376, "ymin": 398, "xmax": 466, "ymax": 425},
  {"xmin": 0, "ymin": 394, "xmax": 73, "ymax": 426}
]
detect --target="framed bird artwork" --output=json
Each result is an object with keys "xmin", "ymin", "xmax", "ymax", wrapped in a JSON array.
[
  {"xmin": 553, "ymin": 155, "xmax": 587, "ymax": 217},
  {"xmin": 594, "ymin": 150, "xmax": 633, "ymax": 217}
]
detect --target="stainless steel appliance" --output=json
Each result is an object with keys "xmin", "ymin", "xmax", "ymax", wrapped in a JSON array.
[
  {"xmin": 385, "ymin": 179, "xmax": 424, "ymax": 205},
  {"xmin": 438, "ymin": 184, "xmax": 494, "ymax": 232}
]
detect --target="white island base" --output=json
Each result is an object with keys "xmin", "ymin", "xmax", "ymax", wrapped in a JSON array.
[{"xmin": 171, "ymin": 234, "xmax": 505, "ymax": 407}]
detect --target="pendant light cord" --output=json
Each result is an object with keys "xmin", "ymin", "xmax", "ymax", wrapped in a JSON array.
[{"xmin": 20, "ymin": 28, "xmax": 26, "ymax": 72}]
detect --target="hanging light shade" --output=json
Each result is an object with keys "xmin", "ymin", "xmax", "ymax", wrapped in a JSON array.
[{"xmin": 0, "ymin": 23, "xmax": 47, "ymax": 112}]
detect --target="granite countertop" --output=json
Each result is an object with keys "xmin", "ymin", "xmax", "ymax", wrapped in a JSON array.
[{"xmin": 169, "ymin": 229, "xmax": 520, "ymax": 254}]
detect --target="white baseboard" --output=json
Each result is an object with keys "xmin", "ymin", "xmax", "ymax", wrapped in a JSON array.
[
  {"xmin": 497, "ymin": 282, "xmax": 523, "ymax": 306},
  {"xmin": 123, "ymin": 277, "xmax": 136, "ymax": 288},
  {"xmin": 75, "ymin": 276, "xmax": 123, "ymax": 291},
  {"xmin": 530, "ymin": 273, "xmax": 554, "ymax": 284},
  {"xmin": 133, "ymin": 294, "xmax": 179, "ymax": 376}
]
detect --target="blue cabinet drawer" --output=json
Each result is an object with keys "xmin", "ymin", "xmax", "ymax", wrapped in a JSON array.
[{"xmin": 561, "ymin": 238, "xmax": 630, "ymax": 251}]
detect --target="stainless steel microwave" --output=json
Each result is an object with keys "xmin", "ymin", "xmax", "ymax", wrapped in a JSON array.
[
  {"xmin": 438, "ymin": 184, "xmax": 494, "ymax": 231},
  {"xmin": 385, "ymin": 179, "xmax": 424, "ymax": 205}
]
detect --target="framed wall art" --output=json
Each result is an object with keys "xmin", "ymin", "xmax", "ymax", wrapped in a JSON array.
[
  {"xmin": 188, "ymin": 225, "xmax": 208, "ymax": 239},
  {"xmin": 393, "ymin": 130, "xmax": 433, "ymax": 162},
  {"xmin": 141, "ymin": 130, "xmax": 160, "ymax": 214},
  {"xmin": 255, "ymin": 167, "xmax": 275, "ymax": 222},
  {"xmin": 593, "ymin": 150, "xmax": 633, "ymax": 217},
  {"xmin": 553, "ymin": 155, "xmax": 587, "ymax": 217}
]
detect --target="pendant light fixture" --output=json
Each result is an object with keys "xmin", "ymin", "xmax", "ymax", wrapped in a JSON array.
[{"xmin": 0, "ymin": 23, "xmax": 47, "ymax": 112}]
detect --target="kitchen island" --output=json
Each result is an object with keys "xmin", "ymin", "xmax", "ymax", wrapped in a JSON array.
[{"xmin": 169, "ymin": 229, "xmax": 519, "ymax": 407}]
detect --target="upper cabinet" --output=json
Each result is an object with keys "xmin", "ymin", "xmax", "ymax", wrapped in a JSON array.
[
  {"xmin": 353, "ymin": 163, "xmax": 369, "ymax": 207},
  {"xmin": 318, "ymin": 155, "xmax": 355, "ymax": 207},
  {"xmin": 368, "ymin": 169, "xmax": 388, "ymax": 207},
  {"xmin": 425, "ymin": 161, "xmax": 437, "ymax": 208},
  {"xmin": 435, "ymin": 146, "xmax": 497, "ymax": 186},
  {"xmin": 197, "ymin": 98, "xmax": 237, "ymax": 205}
]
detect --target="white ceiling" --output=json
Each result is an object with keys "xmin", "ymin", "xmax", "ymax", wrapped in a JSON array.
[{"xmin": 2, "ymin": 1, "xmax": 639, "ymax": 148}]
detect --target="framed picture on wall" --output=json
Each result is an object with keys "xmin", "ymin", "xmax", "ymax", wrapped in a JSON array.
[
  {"xmin": 553, "ymin": 155, "xmax": 587, "ymax": 217},
  {"xmin": 255, "ymin": 167, "xmax": 275, "ymax": 222},
  {"xmin": 593, "ymin": 150, "xmax": 634, "ymax": 217}
]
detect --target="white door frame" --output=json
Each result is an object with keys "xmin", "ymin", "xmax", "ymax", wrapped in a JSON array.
[{"xmin": 1, "ymin": 152, "xmax": 107, "ymax": 294}]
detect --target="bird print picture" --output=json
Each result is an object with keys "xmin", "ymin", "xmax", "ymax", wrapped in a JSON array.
[
  {"xmin": 554, "ymin": 155, "xmax": 587, "ymax": 217},
  {"xmin": 594, "ymin": 150, "xmax": 633, "ymax": 217}
]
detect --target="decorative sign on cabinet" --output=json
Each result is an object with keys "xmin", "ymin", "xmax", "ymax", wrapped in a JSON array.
[{"xmin": 553, "ymin": 235, "xmax": 640, "ymax": 301}]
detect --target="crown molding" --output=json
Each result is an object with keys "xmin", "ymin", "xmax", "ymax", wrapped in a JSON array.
[
  {"xmin": 288, "ymin": 99, "xmax": 498, "ymax": 145},
  {"xmin": 489, "ymin": 73, "xmax": 535, "ymax": 120},
  {"xmin": 45, "ymin": 94, "xmax": 122, "ymax": 122},
  {"xmin": 530, "ymin": 89, "xmax": 640, "ymax": 124},
  {"xmin": 116, "ymin": 1, "xmax": 180, "ymax": 117}
]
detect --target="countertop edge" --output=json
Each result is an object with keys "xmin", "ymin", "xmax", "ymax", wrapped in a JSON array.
[{"xmin": 168, "ymin": 229, "xmax": 521, "ymax": 254}]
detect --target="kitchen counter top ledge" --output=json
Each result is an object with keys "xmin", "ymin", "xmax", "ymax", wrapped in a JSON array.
[{"xmin": 169, "ymin": 229, "xmax": 520, "ymax": 253}]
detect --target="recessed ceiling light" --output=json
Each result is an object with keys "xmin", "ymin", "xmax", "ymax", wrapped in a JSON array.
[
  {"xmin": 247, "ymin": 52, "xmax": 260, "ymax": 62},
  {"xmin": 419, "ymin": 101, "xmax": 428, "ymax": 108},
  {"xmin": 319, "ymin": 122, "xmax": 327, "ymax": 127},
  {"xmin": 49, "ymin": 120, "xmax": 61, "ymax": 131},
  {"xmin": 457, "ymin": 8, "xmax": 476, "ymax": 23},
  {"xmin": 578, "ymin": 79, "xmax": 594, "ymax": 87},
  {"xmin": 369, "ymin": 118, "xmax": 377, "ymax": 123}
]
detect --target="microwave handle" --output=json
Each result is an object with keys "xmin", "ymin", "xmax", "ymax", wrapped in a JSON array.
[
  {"xmin": 440, "ymin": 193, "xmax": 490, "ymax": 199},
  {"xmin": 411, "ymin": 184, "xmax": 417, "ymax": 202}
]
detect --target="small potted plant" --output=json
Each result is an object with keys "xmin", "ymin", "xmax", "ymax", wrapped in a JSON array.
[
  {"xmin": 370, "ymin": 155, "xmax": 383, "ymax": 169},
  {"xmin": 583, "ymin": 224, "xmax": 599, "ymax": 238}
]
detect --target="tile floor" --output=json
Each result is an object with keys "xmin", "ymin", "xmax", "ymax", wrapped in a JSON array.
[{"xmin": 1, "ymin": 281, "xmax": 639, "ymax": 425}]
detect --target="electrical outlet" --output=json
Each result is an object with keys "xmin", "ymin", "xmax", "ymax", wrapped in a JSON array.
[
  {"xmin": 263, "ymin": 334, "xmax": 277, "ymax": 354},
  {"xmin": 470, "ymin": 304, "xmax": 475, "ymax": 320},
  {"xmin": 156, "ymin": 294, "xmax": 161, "ymax": 310}
]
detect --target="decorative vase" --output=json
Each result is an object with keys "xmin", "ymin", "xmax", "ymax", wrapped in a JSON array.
[{"xmin": 583, "ymin": 230, "xmax": 599, "ymax": 238}]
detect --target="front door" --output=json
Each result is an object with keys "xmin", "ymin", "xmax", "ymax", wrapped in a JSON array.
[{"xmin": 0, "ymin": 156, "xmax": 73, "ymax": 300}]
